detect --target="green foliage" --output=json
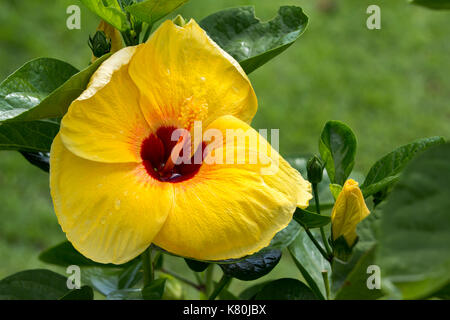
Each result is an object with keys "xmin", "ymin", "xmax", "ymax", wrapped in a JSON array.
[
  {"xmin": 142, "ymin": 278, "xmax": 167, "ymax": 300},
  {"xmin": 268, "ymin": 220, "xmax": 301, "ymax": 249},
  {"xmin": 293, "ymin": 208, "xmax": 331, "ymax": 229},
  {"xmin": 411, "ymin": 0, "xmax": 450, "ymax": 9},
  {"xmin": 319, "ymin": 121, "xmax": 357, "ymax": 186},
  {"xmin": 219, "ymin": 249, "xmax": 281, "ymax": 281},
  {"xmin": 184, "ymin": 258, "xmax": 209, "ymax": 273},
  {"xmin": 0, "ymin": 58, "xmax": 78, "ymax": 121},
  {"xmin": 79, "ymin": 0, "xmax": 129, "ymax": 31},
  {"xmin": 3, "ymin": 54, "xmax": 110, "ymax": 123},
  {"xmin": 39, "ymin": 241, "xmax": 119, "ymax": 268},
  {"xmin": 254, "ymin": 278, "xmax": 316, "ymax": 300},
  {"xmin": 376, "ymin": 143, "xmax": 450, "ymax": 299},
  {"xmin": 288, "ymin": 231, "xmax": 331, "ymax": 300},
  {"xmin": 361, "ymin": 136, "xmax": 445, "ymax": 198},
  {"xmin": 333, "ymin": 247, "xmax": 383, "ymax": 300},
  {"xmin": 200, "ymin": 6, "xmax": 308, "ymax": 74},
  {"xmin": 0, "ymin": 120, "xmax": 59, "ymax": 152},
  {"xmin": 60, "ymin": 285, "xmax": 94, "ymax": 300},
  {"xmin": 0, "ymin": 269, "xmax": 91, "ymax": 300},
  {"xmin": 126, "ymin": 0, "xmax": 189, "ymax": 25}
]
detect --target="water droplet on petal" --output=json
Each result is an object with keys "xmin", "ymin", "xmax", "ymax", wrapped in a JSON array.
[{"xmin": 115, "ymin": 199, "xmax": 121, "ymax": 210}]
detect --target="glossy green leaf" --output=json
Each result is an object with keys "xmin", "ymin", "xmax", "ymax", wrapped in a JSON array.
[
  {"xmin": 39, "ymin": 241, "xmax": 118, "ymax": 268},
  {"xmin": 1, "ymin": 55, "xmax": 109, "ymax": 123},
  {"xmin": 126, "ymin": 0, "xmax": 188, "ymax": 25},
  {"xmin": 331, "ymin": 209, "xmax": 380, "ymax": 295},
  {"xmin": 219, "ymin": 249, "xmax": 281, "ymax": 281},
  {"xmin": 142, "ymin": 278, "xmax": 166, "ymax": 300},
  {"xmin": 0, "ymin": 120, "xmax": 59, "ymax": 152},
  {"xmin": 0, "ymin": 269, "xmax": 69, "ymax": 300},
  {"xmin": 20, "ymin": 151, "xmax": 50, "ymax": 172},
  {"xmin": 81, "ymin": 267, "xmax": 123, "ymax": 296},
  {"xmin": 79, "ymin": 0, "xmax": 129, "ymax": 31},
  {"xmin": 333, "ymin": 247, "xmax": 383, "ymax": 300},
  {"xmin": 288, "ymin": 230, "xmax": 331, "ymax": 300},
  {"xmin": 184, "ymin": 258, "xmax": 209, "ymax": 273},
  {"xmin": 411, "ymin": 0, "xmax": 450, "ymax": 9},
  {"xmin": 118, "ymin": 260, "xmax": 143, "ymax": 289},
  {"xmin": 377, "ymin": 143, "xmax": 450, "ymax": 299},
  {"xmin": 255, "ymin": 278, "xmax": 316, "ymax": 300},
  {"xmin": 268, "ymin": 219, "xmax": 301, "ymax": 249},
  {"xmin": 107, "ymin": 288, "xmax": 143, "ymax": 300},
  {"xmin": 361, "ymin": 136, "xmax": 444, "ymax": 198},
  {"xmin": 293, "ymin": 208, "xmax": 331, "ymax": 229},
  {"xmin": 200, "ymin": 6, "xmax": 308, "ymax": 74},
  {"xmin": 0, "ymin": 58, "xmax": 78, "ymax": 121},
  {"xmin": 60, "ymin": 285, "xmax": 94, "ymax": 300},
  {"xmin": 239, "ymin": 282, "xmax": 268, "ymax": 300},
  {"xmin": 319, "ymin": 120, "xmax": 357, "ymax": 186}
]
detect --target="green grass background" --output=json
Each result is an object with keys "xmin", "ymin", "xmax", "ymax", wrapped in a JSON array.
[{"xmin": 0, "ymin": 0, "xmax": 449, "ymax": 297}]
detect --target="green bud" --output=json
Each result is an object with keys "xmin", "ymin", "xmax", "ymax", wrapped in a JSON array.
[
  {"xmin": 173, "ymin": 15, "xmax": 186, "ymax": 27},
  {"xmin": 307, "ymin": 155, "xmax": 324, "ymax": 184},
  {"xmin": 88, "ymin": 31, "xmax": 111, "ymax": 58}
]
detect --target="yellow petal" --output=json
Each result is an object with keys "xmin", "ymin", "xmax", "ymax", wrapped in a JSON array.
[
  {"xmin": 60, "ymin": 46, "xmax": 151, "ymax": 163},
  {"xmin": 50, "ymin": 134, "xmax": 174, "ymax": 264},
  {"xmin": 331, "ymin": 179, "xmax": 370, "ymax": 246},
  {"xmin": 129, "ymin": 19, "xmax": 257, "ymax": 131},
  {"xmin": 153, "ymin": 115, "xmax": 312, "ymax": 260}
]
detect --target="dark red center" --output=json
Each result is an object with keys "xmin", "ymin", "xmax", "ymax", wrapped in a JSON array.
[{"xmin": 141, "ymin": 126, "xmax": 205, "ymax": 183}]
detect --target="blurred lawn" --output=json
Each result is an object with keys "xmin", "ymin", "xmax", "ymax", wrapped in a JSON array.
[{"xmin": 0, "ymin": 0, "xmax": 449, "ymax": 296}]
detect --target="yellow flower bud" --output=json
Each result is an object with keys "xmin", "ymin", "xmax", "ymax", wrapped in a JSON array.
[
  {"xmin": 91, "ymin": 20, "xmax": 123, "ymax": 62},
  {"xmin": 331, "ymin": 179, "xmax": 370, "ymax": 247}
]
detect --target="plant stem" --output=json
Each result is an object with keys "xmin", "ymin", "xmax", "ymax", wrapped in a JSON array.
[
  {"xmin": 142, "ymin": 247, "xmax": 153, "ymax": 287},
  {"xmin": 161, "ymin": 268, "xmax": 205, "ymax": 292},
  {"xmin": 208, "ymin": 274, "xmax": 232, "ymax": 300},
  {"xmin": 312, "ymin": 183, "xmax": 333, "ymax": 257},
  {"xmin": 304, "ymin": 227, "xmax": 332, "ymax": 262},
  {"xmin": 205, "ymin": 264, "xmax": 214, "ymax": 296},
  {"xmin": 321, "ymin": 270, "xmax": 330, "ymax": 299}
]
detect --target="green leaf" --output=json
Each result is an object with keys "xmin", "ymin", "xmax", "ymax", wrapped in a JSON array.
[
  {"xmin": 118, "ymin": 260, "xmax": 143, "ymax": 289},
  {"xmin": 20, "ymin": 151, "xmax": 50, "ymax": 172},
  {"xmin": 334, "ymin": 246, "xmax": 383, "ymax": 300},
  {"xmin": 0, "ymin": 120, "xmax": 59, "ymax": 152},
  {"xmin": 411, "ymin": 0, "xmax": 450, "ymax": 10},
  {"xmin": 288, "ymin": 230, "xmax": 330, "ymax": 300},
  {"xmin": 126, "ymin": 0, "xmax": 189, "ymax": 25},
  {"xmin": 0, "ymin": 269, "xmax": 69, "ymax": 300},
  {"xmin": 0, "ymin": 58, "xmax": 78, "ymax": 121},
  {"xmin": 238, "ymin": 282, "xmax": 268, "ymax": 300},
  {"xmin": 361, "ymin": 136, "xmax": 445, "ymax": 198},
  {"xmin": 200, "ymin": 6, "xmax": 308, "ymax": 74},
  {"xmin": 60, "ymin": 285, "xmax": 94, "ymax": 300},
  {"xmin": 376, "ymin": 143, "xmax": 450, "ymax": 299},
  {"xmin": 268, "ymin": 219, "xmax": 301, "ymax": 249},
  {"xmin": 79, "ymin": 0, "xmax": 129, "ymax": 31},
  {"xmin": 319, "ymin": 120, "xmax": 357, "ymax": 186},
  {"xmin": 254, "ymin": 278, "xmax": 316, "ymax": 300},
  {"xmin": 81, "ymin": 267, "xmax": 123, "ymax": 296},
  {"xmin": 10, "ymin": 55, "xmax": 110, "ymax": 122},
  {"xmin": 184, "ymin": 258, "xmax": 209, "ymax": 273},
  {"xmin": 293, "ymin": 208, "xmax": 331, "ymax": 229},
  {"xmin": 329, "ymin": 183, "xmax": 342, "ymax": 201},
  {"xmin": 331, "ymin": 209, "xmax": 380, "ymax": 295},
  {"xmin": 142, "ymin": 278, "xmax": 166, "ymax": 300},
  {"xmin": 107, "ymin": 288, "xmax": 143, "ymax": 300},
  {"xmin": 219, "ymin": 249, "xmax": 281, "ymax": 281},
  {"xmin": 39, "ymin": 241, "xmax": 118, "ymax": 268}
]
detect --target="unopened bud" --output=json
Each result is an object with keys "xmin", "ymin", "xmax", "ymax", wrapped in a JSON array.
[
  {"xmin": 88, "ymin": 31, "xmax": 111, "ymax": 58},
  {"xmin": 307, "ymin": 155, "xmax": 324, "ymax": 184}
]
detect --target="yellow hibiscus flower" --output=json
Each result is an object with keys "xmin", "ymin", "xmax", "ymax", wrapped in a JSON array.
[{"xmin": 50, "ymin": 19, "xmax": 312, "ymax": 264}]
